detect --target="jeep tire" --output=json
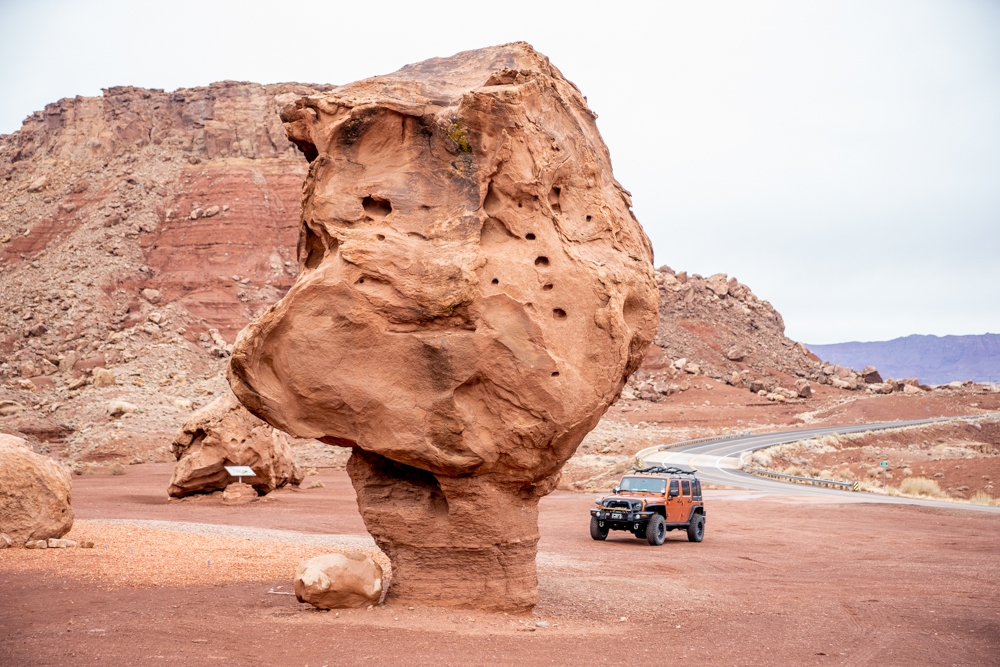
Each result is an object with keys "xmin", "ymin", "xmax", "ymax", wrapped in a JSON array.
[
  {"xmin": 645, "ymin": 514, "xmax": 666, "ymax": 546},
  {"xmin": 686, "ymin": 514, "xmax": 705, "ymax": 543},
  {"xmin": 590, "ymin": 516, "xmax": 609, "ymax": 541}
]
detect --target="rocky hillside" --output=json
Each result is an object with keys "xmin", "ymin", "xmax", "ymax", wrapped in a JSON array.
[
  {"xmin": 0, "ymin": 82, "xmax": 332, "ymax": 464},
  {"xmin": 0, "ymin": 81, "xmax": 872, "ymax": 467},
  {"xmin": 625, "ymin": 267, "xmax": 866, "ymax": 402}
]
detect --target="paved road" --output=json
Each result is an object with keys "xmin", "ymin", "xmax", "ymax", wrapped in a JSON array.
[{"xmin": 639, "ymin": 414, "xmax": 1000, "ymax": 513}]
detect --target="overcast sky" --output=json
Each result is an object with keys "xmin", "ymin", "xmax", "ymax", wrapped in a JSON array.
[{"xmin": 1, "ymin": 0, "xmax": 997, "ymax": 344}]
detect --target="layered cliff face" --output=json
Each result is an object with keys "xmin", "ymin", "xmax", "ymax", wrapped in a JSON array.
[{"xmin": 0, "ymin": 81, "xmax": 331, "ymax": 461}]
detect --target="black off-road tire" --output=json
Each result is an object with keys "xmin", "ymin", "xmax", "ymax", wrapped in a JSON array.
[
  {"xmin": 590, "ymin": 516, "xmax": 609, "ymax": 541},
  {"xmin": 645, "ymin": 514, "xmax": 667, "ymax": 546},
  {"xmin": 686, "ymin": 514, "xmax": 705, "ymax": 543}
]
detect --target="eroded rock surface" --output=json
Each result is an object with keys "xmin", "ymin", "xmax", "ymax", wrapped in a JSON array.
[
  {"xmin": 0, "ymin": 435, "xmax": 74, "ymax": 544},
  {"xmin": 167, "ymin": 393, "xmax": 303, "ymax": 497},
  {"xmin": 294, "ymin": 553, "xmax": 384, "ymax": 609},
  {"xmin": 229, "ymin": 42, "xmax": 659, "ymax": 610}
]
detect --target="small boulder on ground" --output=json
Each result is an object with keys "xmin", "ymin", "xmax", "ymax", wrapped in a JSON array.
[
  {"xmin": 221, "ymin": 482, "xmax": 257, "ymax": 505},
  {"xmin": 92, "ymin": 368, "xmax": 117, "ymax": 388},
  {"xmin": 861, "ymin": 366, "xmax": 883, "ymax": 384},
  {"xmin": 794, "ymin": 379, "xmax": 812, "ymax": 398},
  {"xmin": 168, "ymin": 393, "xmax": 303, "ymax": 498},
  {"xmin": 294, "ymin": 553, "xmax": 384, "ymax": 609},
  {"xmin": 0, "ymin": 435, "xmax": 73, "ymax": 544}
]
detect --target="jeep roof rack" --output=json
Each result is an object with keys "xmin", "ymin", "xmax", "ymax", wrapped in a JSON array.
[{"xmin": 630, "ymin": 465, "xmax": 698, "ymax": 476}]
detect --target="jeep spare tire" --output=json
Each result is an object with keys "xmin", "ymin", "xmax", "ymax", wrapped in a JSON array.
[
  {"xmin": 590, "ymin": 516, "xmax": 609, "ymax": 541},
  {"xmin": 687, "ymin": 514, "xmax": 705, "ymax": 543},
  {"xmin": 645, "ymin": 514, "xmax": 666, "ymax": 546}
]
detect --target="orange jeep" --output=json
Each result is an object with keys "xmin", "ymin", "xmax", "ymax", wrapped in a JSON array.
[{"xmin": 589, "ymin": 466, "xmax": 706, "ymax": 545}]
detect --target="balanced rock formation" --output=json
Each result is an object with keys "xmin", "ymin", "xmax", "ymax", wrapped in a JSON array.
[
  {"xmin": 0, "ymin": 434, "xmax": 74, "ymax": 544},
  {"xmin": 228, "ymin": 43, "xmax": 659, "ymax": 610},
  {"xmin": 167, "ymin": 393, "xmax": 303, "ymax": 497},
  {"xmin": 294, "ymin": 553, "xmax": 384, "ymax": 609}
]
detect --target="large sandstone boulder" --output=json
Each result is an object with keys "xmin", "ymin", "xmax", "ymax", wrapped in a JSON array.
[
  {"xmin": 294, "ymin": 553, "xmax": 384, "ymax": 609},
  {"xmin": 167, "ymin": 393, "xmax": 303, "ymax": 497},
  {"xmin": 0, "ymin": 434, "xmax": 74, "ymax": 544},
  {"xmin": 228, "ymin": 43, "xmax": 659, "ymax": 610}
]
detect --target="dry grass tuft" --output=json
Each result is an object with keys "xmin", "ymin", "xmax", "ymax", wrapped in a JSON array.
[
  {"xmin": 970, "ymin": 490, "xmax": 995, "ymax": 506},
  {"xmin": 899, "ymin": 477, "xmax": 943, "ymax": 498}
]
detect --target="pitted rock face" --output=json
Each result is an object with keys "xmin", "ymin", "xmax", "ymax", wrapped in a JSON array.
[{"xmin": 228, "ymin": 42, "xmax": 658, "ymax": 609}]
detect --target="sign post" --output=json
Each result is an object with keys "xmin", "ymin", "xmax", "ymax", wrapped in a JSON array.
[
  {"xmin": 224, "ymin": 465, "xmax": 256, "ymax": 485},
  {"xmin": 880, "ymin": 460, "xmax": 889, "ymax": 488}
]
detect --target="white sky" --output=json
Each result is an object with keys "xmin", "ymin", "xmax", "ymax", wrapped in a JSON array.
[{"xmin": 1, "ymin": 0, "xmax": 997, "ymax": 344}]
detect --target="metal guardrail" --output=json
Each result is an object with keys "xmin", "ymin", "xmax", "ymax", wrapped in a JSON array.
[
  {"xmin": 633, "ymin": 430, "xmax": 754, "ymax": 463},
  {"xmin": 743, "ymin": 466, "xmax": 858, "ymax": 491}
]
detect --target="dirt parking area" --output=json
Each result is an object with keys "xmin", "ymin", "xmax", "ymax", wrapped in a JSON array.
[{"xmin": 2, "ymin": 465, "xmax": 998, "ymax": 666}]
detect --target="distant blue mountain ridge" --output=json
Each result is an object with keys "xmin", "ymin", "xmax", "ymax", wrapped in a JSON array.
[{"xmin": 806, "ymin": 334, "xmax": 1000, "ymax": 385}]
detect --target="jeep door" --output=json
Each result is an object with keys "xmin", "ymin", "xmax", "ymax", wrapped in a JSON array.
[{"xmin": 665, "ymin": 479, "xmax": 685, "ymax": 522}]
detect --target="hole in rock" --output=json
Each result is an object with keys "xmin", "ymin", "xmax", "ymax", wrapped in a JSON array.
[
  {"xmin": 552, "ymin": 308, "xmax": 567, "ymax": 319},
  {"xmin": 586, "ymin": 215, "xmax": 592, "ymax": 222},
  {"xmin": 542, "ymin": 283, "xmax": 553, "ymax": 291},
  {"xmin": 534, "ymin": 256, "xmax": 549, "ymax": 267},
  {"xmin": 376, "ymin": 234, "xmax": 385, "ymax": 241},
  {"xmin": 491, "ymin": 278, "xmax": 499, "ymax": 285},
  {"xmin": 518, "ymin": 202, "xmax": 523, "ymax": 208},
  {"xmin": 481, "ymin": 217, "xmax": 517, "ymax": 246},
  {"xmin": 551, "ymin": 371, "xmax": 560, "ymax": 377},
  {"xmin": 362, "ymin": 196, "xmax": 392, "ymax": 218},
  {"xmin": 358, "ymin": 278, "xmax": 365, "ymax": 284},
  {"xmin": 302, "ymin": 224, "xmax": 336, "ymax": 270},
  {"xmin": 548, "ymin": 186, "xmax": 561, "ymax": 213},
  {"xmin": 525, "ymin": 233, "xmax": 536, "ymax": 240}
]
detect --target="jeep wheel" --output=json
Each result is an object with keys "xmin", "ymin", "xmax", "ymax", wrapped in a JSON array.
[
  {"xmin": 590, "ymin": 516, "xmax": 608, "ymax": 541},
  {"xmin": 686, "ymin": 515, "xmax": 705, "ymax": 543},
  {"xmin": 645, "ymin": 514, "xmax": 666, "ymax": 546}
]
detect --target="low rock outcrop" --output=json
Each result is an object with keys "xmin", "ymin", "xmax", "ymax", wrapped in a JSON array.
[
  {"xmin": 229, "ymin": 43, "xmax": 659, "ymax": 610},
  {"xmin": 0, "ymin": 434, "xmax": 73, "ymax": 544},
  {"xmin": 294, "ymin": 553, "xmax": 384, "ymax": 609},
  {"xmin": 167, "ymin": 393, "xmax": 302, "ymax": 497}
]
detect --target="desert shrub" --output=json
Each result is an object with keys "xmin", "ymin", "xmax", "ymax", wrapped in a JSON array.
[
  {"xmin": 110, "ymin": 463, "xmax": 126, "ymax": 476},
  {"xmin": 784, "ymin": 466, "xmax": 804, "ymax": 477},
  {"xmin": 970, "ymin": 490, "xmax": 995, "ymax": 506},
  {"xmin": 899, "ymin": 477, "xmax": 942, "ymax": 498}
]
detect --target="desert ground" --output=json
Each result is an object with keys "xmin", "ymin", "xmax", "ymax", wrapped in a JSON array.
[{"xmin": 2, "ymin": 462, "xmax": 999, "ymax": 667}]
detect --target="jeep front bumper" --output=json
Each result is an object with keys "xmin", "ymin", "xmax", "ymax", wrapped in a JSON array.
[{"xmin": 591, "ymin": 509, "xmax": 654, "ymax": 531}]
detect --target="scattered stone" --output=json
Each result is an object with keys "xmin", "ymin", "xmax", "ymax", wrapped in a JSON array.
[
  {"xmin": 92, "ymin": 368, "xmax": 117, "ymax": 388},
  {"xmin": 726, "ymin": 346, "xmax": 745, "ymax": 362},
  {"xmin": 167, "ymin": 393, "xmax": 303, "ymax": 497},
  {"xmin": 795, "ymin": 379, "xmax": 812, "ymax": 398},
  {"xmin": 107, "ymin": 400, "xmax": 138, "ymax": 418},
  {"xmin": 861, "ymin": 366, "xmax": 883, "ymax": 384},
  {"xmin": 535, "ymin": 620, "xmax": 550, "ymax": 628},
  {"xmin": 203, "ymin": 205, "xmax": 220, "ymax": 217},
  {"xmin": 79, "ymin": 541, "xmax": 95, "ymax": 548},
  {"xmin": 67, "ymin": 376, "xmax": 90, "ymax": 391},
  {"xmin": 26, "ymin": 175, "xmax": 48, "ymax": 192},
  {"xmin": 24, "ymin": 539, "xmax": 48, "ymax": 549},
  {"xmin": 58, "ymin": 351, "xmax": 78, "ymax": 374},
  {"xmin": 173, "ymin": 398, "xmax": 193, "ymax": 410},
  {"xmin": 20, "ymin": 360, "xmax": 39, "ymax": 378},
  {"xmin": 294, "ymin": 553, "xmax": 384, "ymax": 609},
  {"xmin": 683, "ymin": 362, "xmax": 701, "ymax": 375},
  {"xmin": 140, "ymin": 288, "xmax": 161, "ymax": 304},
  {"xmin": 0, "ymin": 400, "xmax": 24, "ymax": 417},
  {"xmin": 0, "ymin": 533, "xmax": 12, "ymax": 548},
  {"xmin": 47, "ymin": 538, "xmax": 78, "ymax": 548},
  {"xmin": 903, "ymin": 384, "xmax": 925, "ymax": 395},
  {"xmin": 0, "ymin": 435, "xmax": 74, "ymax": 544}
]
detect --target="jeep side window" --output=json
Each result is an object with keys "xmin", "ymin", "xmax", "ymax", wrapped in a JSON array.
[
  {"xmin": 693, "ymin": 479, "xmax": 702, "ymax": 499},
  {"xmin": 669, "ymin": 480, "xmax": 679, "ymax": 497},
  {"xmin": 681, "ymin": 480, "xmax": 691, "ymax": 496}
]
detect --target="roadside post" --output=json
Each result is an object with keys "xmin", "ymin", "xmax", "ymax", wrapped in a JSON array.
[
  {"xmin": 224, "ymin": 465, "xmax": 255, "ymax": 485},
  {"xmin": 880, "ymin": 460, "xmax": 889, "ymax": 488}
]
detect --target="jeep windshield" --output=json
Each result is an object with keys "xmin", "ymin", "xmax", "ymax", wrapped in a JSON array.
[{"xmin": 618, "ymin": 477, "xmax": 667, "ymax": 493}]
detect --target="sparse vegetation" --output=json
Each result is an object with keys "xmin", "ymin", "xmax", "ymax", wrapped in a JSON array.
[
  {"xmin": 110, "ymin": 462, "xmax": 126, "ymax": 476},
  {"xmin": 899, "ymin": 477, "xmax": 942, "ymax": 498},
  {"xmin": 970, "ymin": 490, "xmax": 995, "ymax": 506}
]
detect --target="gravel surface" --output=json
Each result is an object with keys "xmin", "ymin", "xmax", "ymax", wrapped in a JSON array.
[{"xmin": 0, "ymin": 519, "xmax": 389, "ymax": 589}]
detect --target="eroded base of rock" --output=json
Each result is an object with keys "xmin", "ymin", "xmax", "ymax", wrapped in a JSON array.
[{"xmin": 347, "ymin": 448, "xmax": 548, "ymax": 611}]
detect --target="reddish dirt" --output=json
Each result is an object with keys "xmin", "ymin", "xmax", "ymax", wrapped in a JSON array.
[{"xmin": 2, "ymin": 464, "xmax": 998, "ymax": 666}]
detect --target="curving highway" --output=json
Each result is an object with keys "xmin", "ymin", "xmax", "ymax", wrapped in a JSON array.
[{"xmin": 637, "ymin": 414, "xmax": 1000, "ymax": 513}]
